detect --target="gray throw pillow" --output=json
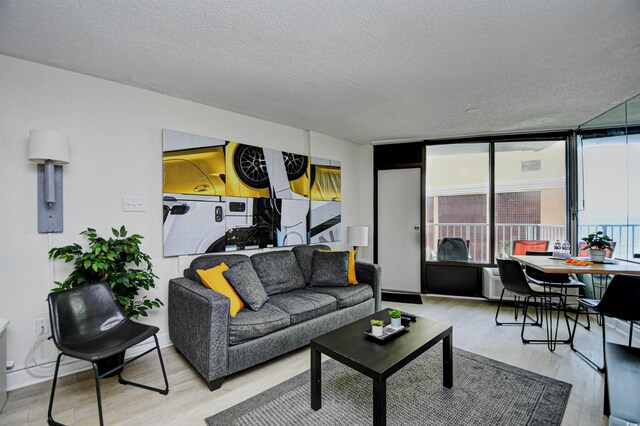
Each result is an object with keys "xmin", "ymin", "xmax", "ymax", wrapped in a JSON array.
[
  {"xmin": 310, "ymin": 251, "xmax": 349, "ymax": 287},
  {"xmin": 223, "ymin": 262, "xmax": 268, "ymax": 311}
]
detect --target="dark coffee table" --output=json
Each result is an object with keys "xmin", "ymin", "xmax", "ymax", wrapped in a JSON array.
[{"xmin": 310, "ymin": 309, "xmax": 453, "ymax": 426}]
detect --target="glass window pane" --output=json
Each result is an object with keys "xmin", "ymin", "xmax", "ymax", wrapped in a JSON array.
[
  {"xmin": 425, "ymin": 143, "xmax": 490, "ymax": 263},
  {"xmin": 494, "ymin": 141, "xmax": 567, "ymax": 259},
  {"xmin": 578, "ymin": 133, "xmax": 630, "ymax": 259}
]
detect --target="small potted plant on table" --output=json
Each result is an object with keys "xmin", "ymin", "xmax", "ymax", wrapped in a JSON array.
[
  {"xmin": 388, "ymin": 309, "xmax": 402, "ymax": 328},
  {"xmin": 581, "ymin": 231, "xmax": 614, "ymax": 262},
  {"xmin": 370, "ymin": 319, "xmax": 385, "ymax": 337}
]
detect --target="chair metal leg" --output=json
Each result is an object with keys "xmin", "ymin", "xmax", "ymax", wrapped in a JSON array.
[
  {"xmin": 92, "ymin": 363, "xmax": 105, "ymax": 426},
  {"xmin": 496, "ymin": 290, "xmax": 541, "ymax": 327},
  {"xmin": 118, "ymin": 335, "xmax": 169, "ymax": 395},
  {"xmin": 571, "ymin": 305, "xmax": 606, "ymax": 373},
  {"xmin": 47, "ymin": 353, "xmax": 64, "ymax": 426}
]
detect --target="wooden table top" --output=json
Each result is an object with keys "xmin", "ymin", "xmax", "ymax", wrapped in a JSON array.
[{"xmin": 510, "ymin": 255, "xmax": 640, "ymax": 276}]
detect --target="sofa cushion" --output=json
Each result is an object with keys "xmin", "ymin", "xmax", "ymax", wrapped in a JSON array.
[
  {"xmin": 309, "ymin": 284, "xmax": 374, "ymax": 309},
  {"xmin": 251, "ymin": 251, "xmax": 306, "ymax": 295},
  {"xmin": 292, "ymin": 244, "xmax": 331, "ymax": 284},
  {"xmin": 196, "ymin": 263, "xmax": 244, "ymax": 317},
  {"xmin": 319, "ymin": 249, "xmax": 358, "ymax": 284},
  {"xmin": 268, "ymin": 289, "xmax": 337, "ymax": 325},
  {"xmin": 310, "ymin": 251, "xmax": 349, "ymax": 287},
  {"xmin": 187, "ymin": 254, "xmax": 251, "ymax": 284},
  {"xmin": 224, "ymin": 261, "xmax": 268, "ymax": 311},
  {"xmin": 229, "ymin": 303, "xmax": 290, "ymax": 345}
]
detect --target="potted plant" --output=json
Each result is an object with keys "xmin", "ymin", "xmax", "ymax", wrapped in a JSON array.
[
  {"xmin": 388, "ymin": 309, "xmax": 402, "ymax": 328},
  {"xmin": 370, "ymin": 319, "xmax": 385, "ymax": 337},
  {"xmin": 581, "ymin": 231, "xmax": 614, "ymax": 262},
  {"xmin": 49, "ymin": 226, "xmax": 163, "ymax": 374}
]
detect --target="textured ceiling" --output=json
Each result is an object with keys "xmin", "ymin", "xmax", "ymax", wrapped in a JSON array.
[{"xmin": 1, "ymin": 1, "xmax": 639, "ymax": 144}]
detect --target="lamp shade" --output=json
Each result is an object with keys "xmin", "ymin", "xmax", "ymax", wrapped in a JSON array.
[
  {"xmin": 347, "ymin": 226, "xmax": 368, "ymax": 247},
  {"xmin": 28, "ymin": 130, "xmax": 70, "ymax": 164}
]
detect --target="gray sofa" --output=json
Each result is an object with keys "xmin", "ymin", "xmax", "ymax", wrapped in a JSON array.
[{"xmin": 168, "ymin": 245, "xmax": 382, "ymax": 390}]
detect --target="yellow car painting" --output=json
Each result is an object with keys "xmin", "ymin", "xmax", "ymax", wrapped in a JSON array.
[
  {"xmin": 310, "ymin": 164, "xmax": 341, "ymax": 201},
  {"xmin": 163, "ymin": 146, "xmax": 226, "ymax": 196},
  {"xmin": 225, "ymin": 142, "xmax": 310, "ymax": 198}
]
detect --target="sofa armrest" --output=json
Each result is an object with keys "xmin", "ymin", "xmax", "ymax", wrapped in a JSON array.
[
  {"xmin": 168, "ymin": 277, "xmax": 230, "ymax": 385},
  {"xmin": 355, "ymin": 261, "xmax": 382, "ymax": 311}
]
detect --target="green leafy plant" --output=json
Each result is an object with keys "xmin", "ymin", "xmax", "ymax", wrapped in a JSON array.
[
  {"xmin": 581, "ymin": 231, "xmax": 614, "ymax": 251},
  {"xmin": 370, "ymin": 319, "xmax": 385, "ymax": 327},
  {"xmin": 48, "ymin": 226, "xmax": 163, "ymax": 318},
  {"xmin": 389, "ymin": 309, "xmax": 402, "ymax": 319}
]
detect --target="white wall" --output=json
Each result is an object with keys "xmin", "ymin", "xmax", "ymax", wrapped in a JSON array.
[{"xmin": 0, "ymin": 55, "xmax": 373, "ymax": 390}]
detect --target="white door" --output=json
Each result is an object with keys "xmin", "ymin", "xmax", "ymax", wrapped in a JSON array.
[{"xmin": 377, "ymin": 168, "xmax": 421, "ymax": 293}]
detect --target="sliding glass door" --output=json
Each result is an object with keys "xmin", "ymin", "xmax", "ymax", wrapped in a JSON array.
[
  {"xmin": 494, "ymin": 141, "xmax": 567, "ymax": 259},
  {"xmin": 577, "ymin": 94, "xmax": 640, "ymax": 261},
  {"xmin": 425, "ymin": 143, "xmax": 490, "ymax": 263},
  {"xmin": 425, "ymin": 139, "xmax": 568, "ymax": 265}
]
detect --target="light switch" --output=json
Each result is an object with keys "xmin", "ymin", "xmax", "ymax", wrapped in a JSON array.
[{"xmin": 123, "ymin": 197, "xmax": 146, "ymax": 212}]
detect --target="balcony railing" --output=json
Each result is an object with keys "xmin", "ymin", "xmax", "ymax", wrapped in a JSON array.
[{"xmin": 426, "ymin": 222, "xmax": 639, "ymax": 262}]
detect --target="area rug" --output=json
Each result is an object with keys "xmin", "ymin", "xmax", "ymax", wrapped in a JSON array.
[
  {"xmin": 206, "ymin": 347, "xmax": 571, "ymax": 426},
  {"xmin": 381, "ymin": 292, "xmax": 423, "ymax": 304}
]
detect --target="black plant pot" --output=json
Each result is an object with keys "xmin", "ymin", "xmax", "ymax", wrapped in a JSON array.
[{"xmin": 95, "ymin": 351, "xmax": 125, "ymax": 378}]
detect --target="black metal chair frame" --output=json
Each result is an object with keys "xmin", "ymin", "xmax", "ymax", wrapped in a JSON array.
[
  {"xmin": 570, "ymin": 274, "xmax": 640, "ymax": 374},
  {"xmin": 496, "ymin": 259, "xmax": 573, "ymax": 352},
  {"xmin": 47, "ymin": 283, "xmax": 169, "ymax": 426}
]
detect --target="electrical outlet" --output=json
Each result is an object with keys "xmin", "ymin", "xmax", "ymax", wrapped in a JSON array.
[
  {"xmin": 123, "ymin": 196, "xmax": 146, "ymax": 212},
  {"xmin": 35, "ymin": 318, "xmax": 49, "ymax": 337}
]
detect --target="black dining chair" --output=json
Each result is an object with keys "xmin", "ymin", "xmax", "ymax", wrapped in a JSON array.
[
  {"xmin": 496, "ymin": 259, "xmax": 571, "ymax": 351},
  {"xmin": 524, "ymin": 250, "xmax": 589, "ymax": 330},
  {"xmin": 570, "ymin": 274, "xmax": 640, "ymax": 373},
  {"xmin": 47, "ymin": 282, "xmax": 169, "ymax": 426}
]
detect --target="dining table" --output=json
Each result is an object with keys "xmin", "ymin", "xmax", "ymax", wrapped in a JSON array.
[
  {"xmin": 508, "ymin": 255, "xmax": 640, "ymax": 351},
  {"xmin": 509, "ymin": 255, "xmax": 640, "ymax": 276}
]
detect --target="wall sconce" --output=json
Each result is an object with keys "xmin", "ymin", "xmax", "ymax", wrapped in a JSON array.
[
  {"xmin": 28, "ymin": 130, "xmax": 70, "ymax": 233},
  {"xmin": 347, "ymin": 226, "xmax": 369, "ymax": 257}
]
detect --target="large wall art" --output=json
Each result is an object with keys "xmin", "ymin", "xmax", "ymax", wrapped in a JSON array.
[{"xmin": 162, "ymin": 129, "xmax": 342, "ymax": 257}]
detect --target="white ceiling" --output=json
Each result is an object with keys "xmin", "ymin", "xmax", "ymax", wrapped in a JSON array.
[{"xmin": 1, "ymin": 1, "xmax": 639, "ymax": 144}]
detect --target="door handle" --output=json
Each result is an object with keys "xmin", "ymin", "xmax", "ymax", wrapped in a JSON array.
[{"xmin": 414, "ymin": 226, "xmax": 420, "ymax": 230}]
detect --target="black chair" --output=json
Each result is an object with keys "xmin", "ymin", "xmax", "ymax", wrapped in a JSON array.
[
  {"xmin": 496, "ymin": 259, "xmax": 571, "ymax": 351},
  {"xmin": 437, "ymin": 237, "xmax": 469, "ymax": 262},
  {"xmin": 571, "ymin": 274, "xmax": 640, "ymax": 373},
  {"xmin": 47, "ymin": 282, "xmax": 169, "ymax": 426},
  {"xmin": 524, "ymin": 250, "xmax": 589, "ymax": 330}
]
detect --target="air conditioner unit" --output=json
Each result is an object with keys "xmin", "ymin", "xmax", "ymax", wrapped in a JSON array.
[{"xmin": 482, "ymin": 267, "xmax": 516, "ymax": 301}]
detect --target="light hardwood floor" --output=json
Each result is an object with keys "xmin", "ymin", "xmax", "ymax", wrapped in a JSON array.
[{"xmin": 1, "ymin": 296, "xmax": 624, "ymax": 425}]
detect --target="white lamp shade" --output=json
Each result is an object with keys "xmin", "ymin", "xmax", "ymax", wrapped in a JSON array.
[
  {"xmin": 347, "ymin": 226, "xmax": 369, "ymax": 247},
  {"xmin": 28, "ymin": 130, "xmax": 70, "ymax": 164}
]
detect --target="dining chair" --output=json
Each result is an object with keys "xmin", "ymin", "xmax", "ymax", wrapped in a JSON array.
[
  {"xmin": 512, "ymin": 240, "xmax": 549, "ymax": 256},
  {"xmin": 570, "ymin": 274, "xmax": 640, "ymax": 373},
  {"xmin": 496, "ymin": 259, "xmax": 571, "ymax": 351},
  {"xmin": 47, "ymin": 282, "xmax": 169, "ymax": 426}
]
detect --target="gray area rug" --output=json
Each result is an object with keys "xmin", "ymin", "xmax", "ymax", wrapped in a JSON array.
[{"xmin": 206, "ymin": 346, "xmax": 571, "ymax": 426}]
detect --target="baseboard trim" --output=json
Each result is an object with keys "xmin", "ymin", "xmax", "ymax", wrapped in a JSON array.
[{"xmin": 7, "ymin": 332, "xmax": 172, "ymax": 391}]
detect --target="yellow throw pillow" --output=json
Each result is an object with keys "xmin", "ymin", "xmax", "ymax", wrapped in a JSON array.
[
  {"xmin": 197, "ymin": 263, "xmax": 244, "ymax": 317},
  {"xmin": 319, "ymin": 249, "xmax": 358, "ymax": 284}
]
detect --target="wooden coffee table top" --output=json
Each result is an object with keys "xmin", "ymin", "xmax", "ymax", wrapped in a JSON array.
[{"xmin": 311, "ymin": 309, "xmax": 452, "ymax": 381}]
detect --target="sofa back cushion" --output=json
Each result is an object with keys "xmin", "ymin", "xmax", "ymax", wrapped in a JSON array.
[
  {"xmin": 292, "ymin": 244, "xmax": 330, "ymax": 284},
  {"xmin": 186, "ymin": 254, "xmax": 251, "ymax": 284},
  {"xmin": 251, "ymin": 251, "xmax": 306, "ymax": 295},
  {"xmin": 223, "ymin": 261, "xmax": 268, "ymax": 311},
  {"xmin": 310, "ymin": 251, "xmax": 350, "ymax": 287}
]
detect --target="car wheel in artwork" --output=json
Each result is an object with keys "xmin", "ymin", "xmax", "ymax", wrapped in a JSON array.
[
  {"xmin": 234, "ymin": 145, "xmax": 270, "ymax": 189},
  {"xmin": 282, "ymin": 152, "xmax": 308, "ymax": 180}
]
